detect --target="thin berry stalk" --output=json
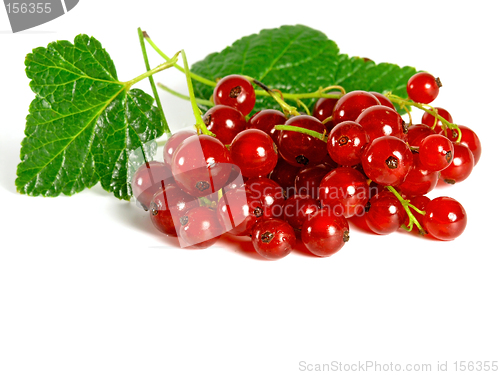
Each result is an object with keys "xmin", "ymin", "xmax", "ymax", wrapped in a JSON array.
[
  {"xmin": 385, "ymin": 93, "xmax": 462, "ymax": 142},
  {"xmin": 180, "ymin": 50, "xmax": 215, "ymax": 137},
  {"xmin": 144, "ymin": 31, "xmax": 217, "ymax": 87},
  {"xmin": 386, "ymin": 186, "xmax": 426, "ymax": 234},
  {"xmin": 251, "ymin": 78, "xmax": 300, "ymax": 116},
  {"xmin": 143, "ymin": 35, "xmax": 345, "ymax": 106},
  {"xmin": 157, "ymin": 82, "xmax": 214, "ymax": 107},
  {"xmin": 274, "ymin": 125, "xmax": 327, "ymax": 142},
  {"xmin": 137, "ymin": 28, "xmax": 170, "ymax": 135}
]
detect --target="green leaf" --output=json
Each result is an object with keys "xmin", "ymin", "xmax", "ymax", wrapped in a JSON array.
[
  {"xmin": 17, "ymin": 34, "xmax": 164, "ymax": 199},
  {"xmin": 191, "ymin": 24, "xmax": 417, "ymax": 113}
]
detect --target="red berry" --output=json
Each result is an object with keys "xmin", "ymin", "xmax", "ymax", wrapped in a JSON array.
[
  {"xmin": 217, "ymin": 187, "xmax": 265, "ymax": 236},
  {"xmin": 369, "ymin": 91, "xmax": 396, "ymax": 110},
  {"xmin": 282, "ymin": 194, "xmax": 321, "ymax": 231},
  {"xmin": 224, "ymin": 165, "xmax": 246, "ymax": 191},
  {"xmin": 331, "ymin": 90, "xmax": 380, "ymax": 127},
  {"xmin": 301, "ymin": 209, "xmax": 350, "ymax": 257},
  {"xmin": 421, "ymin": 107, "xmax": 453, "ymax": 128},
  {"xmin": 312, "ymin": 95, "xmax": 340, "ymax": 131},
  {"xmin": 213, "ymin": 74, "xmax": 256, "ymax": 116},
  {"xmin": 203, "ymin": 105, "xmax": 247, "ymax": 145},
  {"xmin": 419, "ymin": 134, "xmax": 454, "ymax": 172},
  {"xmin": 356, "ymin": 105, "xmax": 405, "ymax": 141},
  {"xmin": 230, "ymin": 129, "xmax": 278, "ymax": 178},
  {"xmin": 423, "ymin": 197, "xmax": 467, "ymax": 240},
  {"xmin": 149, "ymin": 185, "xmax": 199, "ymax": 236},
  {"xmin": 247, "ymin": 109, "xmax": 287, "ymax": 145},
  {"xmin": 406, "ymin": 124, "xmax": 435, "ymax": 148},
  {"xmin": 398, "ymin": 153, "xmax": 438, "ymax": 197},
  {"xmin": 439, "ymin": 125, "xmax": 482, "ymax": 165},
  {"xmin": 407, "ymin": 72, "xmax": 441, "ymax": 104},
  {"xmin": 327, "ymin": 121, "xmax": 369, "ymax": 166},
  {"xmin": 171, "ymin": 135, "xmax": 232, "ymax": 197},
  {"xmin": 268, "ymin": 157, "xmax": 302, "ymax": 198},
  {"xmin": 251, "ymin": 218, "xmax": 296, "ymax": 260},
  {"xmin": 318, "ymin": 167, "xmax": 369, "ymax": 218},
  {"xmin": 365, "ymin": 190, "xmax": 407, "ymax": 235},
  {"xmin": 163, "ymin": 129, "xmax": 197, "ymax": 165},
  {"xmin": 132, "ymin": 161, "xmax": 174, "ymax": 210},
  {"xmin": 179, "ymin": 206, "xmax": 222, "ymax": 248},
  {"xmin": 278, "ymin": 115, "xmax": 327, "ymax": 167},
  {"xmin": 361, "ymin": 136, "xmax": 414, "ymax": 186},
  {"xmin": 439, "ymin": 142, "xmax": 474, "ymax": 184},
  {"xmin": 294, "ymin": 164, "xmax": 331, "ymax": 199},
  {"xmin": 246, "ymin": 177, "xmax": 286, "ymax": 219}
]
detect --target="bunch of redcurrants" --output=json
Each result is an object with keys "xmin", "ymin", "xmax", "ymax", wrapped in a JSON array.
[{"xmin": 131, "ymin": 72, "xmax": 481, "ymax": 260}]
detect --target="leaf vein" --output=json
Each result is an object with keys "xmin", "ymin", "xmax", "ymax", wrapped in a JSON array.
[{"xmin": 257, "ymin": 28, "xmax": 306, "ymax": 82}]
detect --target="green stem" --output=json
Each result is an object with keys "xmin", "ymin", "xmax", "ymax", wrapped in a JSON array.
[
  {"xmin": 145, "ymin": 31, "xmax": 346, "ymax": 104},
  {"xmin": 386, "ymin": 186, "xmax": 426, "ymax": 234},
  {"xmin": 251, "ymin": 79, "xmax": 300, "ymax": 116},
  {"xmin": 321, "ymin": 115, "xmax": 333, "ymax": 125},
  {"xmin": 143, "ymin": 31, "xmax": 217, "ymax": 87},
  {"xmin": 295, "ymin": 98, "xmax": 311, "ymax": 115},
  {"xmin": 263, "ymin": 91, "xmax": 342, "ymax": 100},
  {"xmin": 157, "ymin": 82, "xmax": 214, "ymax": 107},
  {"xmin": 386, "ymin": 93, "xmax": 462, "ymax": 142},
  {"xmin": 274, "ymin": 125, "xmax": 327, "ymax": 142},
  {"xmin": 140, "ymin": 36, "xmax": 345, "ymax": 111},
  {"xmin": 198, "ymin": 196, "xmax": 216, "ymax": 208},
  {"xmin": 137, "ymin": 28, "xmax": 170, "ymax": 135},
  {"xmin": 181, "ymin": 50, "xmax": 215, "ymax": 136},
  {"xmin": 125, "ymin": 53, "xmax": 179, "ymax": 88}
]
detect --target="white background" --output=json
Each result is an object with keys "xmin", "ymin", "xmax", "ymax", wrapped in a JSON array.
[{"xmin": 1, "ymin": 1, "xmax": 499, "ymax": 374}]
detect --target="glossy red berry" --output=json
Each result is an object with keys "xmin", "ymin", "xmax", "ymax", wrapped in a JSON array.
[
  {"xmin": 230, "ymin": 129, "xmax": 278, "ymax": 178},
  {"xmin": 132, "ymin": 161, "xmax": 174, "ymax": 210},
  {"xmin": 406, "ymin": 124, "xmax": 435, "ymax": 147},
  {"xmin": 398, "ymin": 153, "xmax": 438, "ymax": 197},
  {"xmin": 278, "ymin": 115, "xmax": 327, "ymax": 167},
  {"xmin": 369, "ymin": 91, "xmax": 396, "ymax": 110},
  {"xmin": 361, "ymin": 136, "xmax": 414, "ymax": 186},
  {"xmin": 312, "ymin": 95, "xmax": 340, "ymax": 131},
  {"xmin": 327, "ymin": 121, "xmax": 369, "ymax": 166},
  {"xmin": 282, "ymin": 194, "xmax": 321, "ymax": 231},
  {"xmin": 301, "ymin": 209, "xmax": 350, "ymax": 257},
  {"xmin": 149, "ymin": 185, "xmax": 199, "ymax": 236},
  {"xmin": 407, "ymin": 72, "xmax": 441, "ymax": 104},
  {"xmin": 365, "ymin": 190, "xmax": 407, "ymax": 235},
  {"xmin": 217, "ymin": 187, "xmax": 265, "ymax": 236},
  {"xmin": 245, "ymin": 177, "xmax": 286, "ymax": 219},
  {"xmin": 356, "ymin": 105, "xmax": 405, "ymax": 141},
  {"xmin": 418, "ymin": 134, "xmax": 454, "ymax": 172},
  {"xmin": 213, "ymin": 74, "xmax": 256, "ymax": 116},
  {"xmin": 247, "ymin": 109, "xmax": 287, "ymax": 145},
  {"xmin": 331, "ymin": 90, "xmax": 380, "ymax": 127},
  {"xmin": 422, "ymin": 197, "xmax": 467, "ymax": 240},
  {"xmin": 179, "ymin": 206, "xmax": 222, "ymax": 248},
  {"xmin": 268, "ymin": 157, "xmax": 302, "ymax": 198},
  {"xmin": 440, "ymin": 125, "xmax": 482, "ymax": 165},
  {"xmin": 223, "ymin": 165, "xmax": 246, "ymax": 191},
  {"xmin": 171, "ymin": 135, "xmax": 232, "ymax": 197},
  {"xmin": 421, "ymin": 107, "xmax": 453, "ymax": 128},
  {"xmin": 294, "ymin": 164, "xmax": 331, "ymax": 199},
  {"xmin": 163, "ymin": 129, "xmax": 197, "ymax": 165},
  {"xmin": 203, "ymin": 105, "xmax": 247, "ymax": 145},
  {"xmin": 439, "ymin": 142, "xmax": 474, "ymax": 184},
  {"xmin": 251, "ymin": 218, "xmax": 296, "ymax": 260},
  {"xmin": 318, "ymin": 167, "xmax": 369, "ymax": 218}
]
